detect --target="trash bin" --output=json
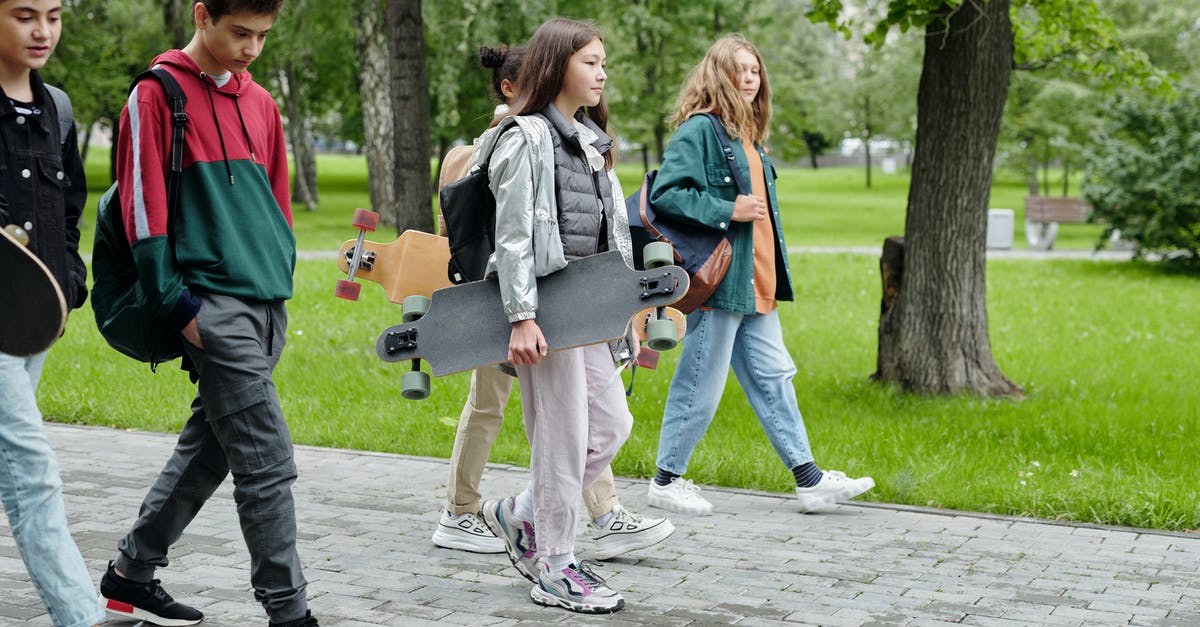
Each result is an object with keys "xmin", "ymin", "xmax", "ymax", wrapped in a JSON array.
[{"xmin": 987, "ymin": 208, "xmax": 1014, "ymax": 250}]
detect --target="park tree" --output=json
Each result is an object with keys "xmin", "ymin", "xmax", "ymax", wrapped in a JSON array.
[
  {"xmin": 1083, "ymin": 88, "xmax": 1200, "ymax": 264},
  {"xmin": 255, "ymin": 0, "xmax": 358, "ymax": 212},
  {"xmin": 387, "ymin": 0, "xmax": 435, "ymax": 232},
  {"xmin": 809, "ymin": 0, "xmax": 1165, "ymax": 397},
  {"xmin": 356, "ymin": 0, "xmax": 393, "ymax": 219},
  {"xmin": 159, "ymin": 0, "xmax": 190, "ymax": 49},
  {"xmin": 748, "ymin": 0, "xmax": 849, "ymax": 168},
  {"xmin": 599, "ymin": 0, "xmax": 751, "ymax": 171},
  {"xmin": 48, "ymin": 0, "xmax": 169, "ymax": 175}
]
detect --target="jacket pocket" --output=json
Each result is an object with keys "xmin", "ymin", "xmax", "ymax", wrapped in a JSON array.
[
  {"xmin": 704, "ymin": 163, "xmax": 740, "ymax": 192},
  {"xmin": 37, "ymin": 156, "xmax": 70, "ymax": 190},
  {"xmin": 532, "ymin": 205, "xmax": 566, "ymax": 277}
]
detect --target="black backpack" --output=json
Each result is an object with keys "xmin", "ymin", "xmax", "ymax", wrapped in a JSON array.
[
  {"xmin": 91, "ymin": 68, "xmax": 188, "ymax": 366},
  {"xmin": 438, "ymin": 118, "xmax": 519, "ymax": 284}
]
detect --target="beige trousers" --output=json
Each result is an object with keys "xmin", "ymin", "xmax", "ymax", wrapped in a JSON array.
[{"xmin": 444, "ymin": 362, "xmax": 620, "ymax": 520}]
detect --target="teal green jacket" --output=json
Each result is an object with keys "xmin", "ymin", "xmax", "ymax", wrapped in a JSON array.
[{"xmin": 648, "ymin": 115, "xmax": 794, "ymax": 314}]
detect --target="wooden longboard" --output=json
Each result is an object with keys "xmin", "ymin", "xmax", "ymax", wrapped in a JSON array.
[
  {"xmin": 338, "ymin": 229, "xmax": 453, "ymax": 303},
  {"xmin": 0, "ymin": 226, "xmax": 67, "ymax": 356},
  {"xmin": 376, "ymin": 251, "xmax": 689, "ymax": 377}
]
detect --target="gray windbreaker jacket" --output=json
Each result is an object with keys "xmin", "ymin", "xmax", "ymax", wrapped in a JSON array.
[{"xmin": 473, "ymin": 114, "xmax": 633, "ymax": 323}]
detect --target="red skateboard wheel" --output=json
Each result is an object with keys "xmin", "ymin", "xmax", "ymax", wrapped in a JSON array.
[
  {"xmin": 334, "ymin": 279, "xmax": 362, "ymax": 301},
  {"xmin": 351, "ymin": 208, "xmax": 379, "ymax": 231}
]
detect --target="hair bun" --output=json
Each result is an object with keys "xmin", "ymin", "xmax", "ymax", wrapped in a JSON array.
[{"xmin": 479, "ymin": 45, "xmax": 509, "ymax": 69}]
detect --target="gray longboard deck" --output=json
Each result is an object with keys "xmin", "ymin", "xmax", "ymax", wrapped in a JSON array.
[
  {"xmin": 0, "ymin": 227, "xmax": 67, "ymax": 357},
  {"xmin": 376, "ymin": 250, "xmax": 688, "ymax": 376}
]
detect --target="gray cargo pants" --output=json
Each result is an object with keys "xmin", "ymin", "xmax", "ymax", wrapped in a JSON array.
[{"xmin": 115, "ymin": 293, "xmax": 308, "ymax": 623}]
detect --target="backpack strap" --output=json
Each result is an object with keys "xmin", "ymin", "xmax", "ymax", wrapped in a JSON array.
[
  {"xmin": 43, "ymin": 84, "xmax": 73, "ymax": 146},
  {"xmin": 130, "ymin": 67, "xmax": 188, "ymax": 217},
  {"xmin": 698, "ymin": 113, "xmax": 752, "ymax": 196}
]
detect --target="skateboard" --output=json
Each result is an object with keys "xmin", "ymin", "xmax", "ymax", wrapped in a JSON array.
[
  {"xmin": 376, "ymin": 246, "xmax": 688, "ymax": 399},
  {"xmin": 0, "ymin": 225, "xmax": 67, "ymax": 357},
  {"xmin": 334, "ymin": 208, "xmax": 452, "ymax": 302}
]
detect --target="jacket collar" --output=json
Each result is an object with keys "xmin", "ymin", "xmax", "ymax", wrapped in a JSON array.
[
  {"xmin": 0, "ymin": 70, "xmax": 52, "ymax": 134},
  {"xmin": 539, "ymin": 104, "xmax": 612, "ymax": 156}
]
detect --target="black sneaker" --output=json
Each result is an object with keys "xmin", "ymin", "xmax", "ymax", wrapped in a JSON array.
[
  {"xmin": 99, "ymin": 561, "xmax": 204, "ymax": 626},
  {"xmin": 270, "ymin": 610, "xmax": 318, "ymax": 626}
]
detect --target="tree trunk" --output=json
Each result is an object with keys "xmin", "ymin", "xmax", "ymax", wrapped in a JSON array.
[
  {"xmin": 654, "ymin": 119, "xmax": 665, "ymax": 166},
  {"xmin": 357, "ymin": 0, "xmax": 394, "ymax": 218},
  {"xmin": 162, "ymin": 0, "xmax": 189, "ymax": 49},
  {"xmin": 279, "ymin": 65, "xmax": 318, "ymax": 211},
  {"xmin": 874, "ymin": 0, "xmax": 1022, "ymax": 398},
  {"xmin": 386, "ymin": 0, "xmax": 434, "ymax": 233},
  {"xmin": 863, "ymin": 96, "xmax": 872, "ymax": 188},
  {"xmin": 873, "ymin": 236, "xmax": 905, "ymax": 381},
  {"xmin": 1025, "ymin": 156, "xmax": 1038, "ymax": 195},
  {"xmin": 79, "ymin": 121, "xmax": 91, "ymax": 164}
]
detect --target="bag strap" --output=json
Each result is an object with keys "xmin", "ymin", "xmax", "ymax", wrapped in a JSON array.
[
  {"xmin": 44, "ymin": 84, "xmax": 73, "ymax": 146},
  {"xmin": 131, "ymin": 67, "xmax": 188, "ymax": 217},
  {"xmin": 699, "ymin": 113, "xmax": 751, "ymax": 196}
]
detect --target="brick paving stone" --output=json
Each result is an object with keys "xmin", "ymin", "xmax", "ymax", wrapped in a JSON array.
[{"xmin": 1, "ymin": 423, "xmax": 1198, "ymax": 626}]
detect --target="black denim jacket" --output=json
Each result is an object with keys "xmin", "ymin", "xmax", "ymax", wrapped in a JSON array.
[{"xmin": 0, "ymin": 70, "xmax": 88, "ymax": 310}]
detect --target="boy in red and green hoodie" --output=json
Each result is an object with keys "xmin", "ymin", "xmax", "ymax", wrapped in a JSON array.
[{"xmin": 98, "ymin": 2, "xmax": 316, "ymax": 626}]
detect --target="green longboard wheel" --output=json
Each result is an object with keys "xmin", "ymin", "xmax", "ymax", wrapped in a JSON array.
[
  {"xmin": 401, "ymin": 371, "xmax": 430, "ymax": 400},
  {"xmin": 402, "ymin": 295, "xmax": 431, "ymax": 323},
  {"xmin": 645, "ymin": 318, "xmax": 678, "ymax": 351},
  {"xmin": 643, "ymin": 241, "xmax": 674, "ymax": 269}
]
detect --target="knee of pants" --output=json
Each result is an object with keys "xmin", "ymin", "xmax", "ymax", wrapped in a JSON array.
[{"xmin": 598, "ymin": 409, "xmax": 633, "ymax": 451}]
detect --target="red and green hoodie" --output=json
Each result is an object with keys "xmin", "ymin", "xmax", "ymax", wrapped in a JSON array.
[{"xmin": 117, "ymin": 50, "xmax": 294, "ymax": 330}]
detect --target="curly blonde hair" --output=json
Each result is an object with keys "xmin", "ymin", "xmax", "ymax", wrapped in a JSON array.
[{"xmin": 670, "ymin": 35, "xmax": 771, "ymax": 144}]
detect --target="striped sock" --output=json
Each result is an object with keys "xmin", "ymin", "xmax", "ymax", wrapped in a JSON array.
[
  {"xmin": 653, "ymin": 468, "xmax": 680, "ymax": 487},
  {"xmin": 792, "ymin": 462, "xmax": 823, "ymax": 488}
]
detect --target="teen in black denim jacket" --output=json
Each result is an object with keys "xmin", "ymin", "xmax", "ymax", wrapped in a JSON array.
[{"xmin": 0, "ymin": 68, "xmax": 87, "ymax": 311}]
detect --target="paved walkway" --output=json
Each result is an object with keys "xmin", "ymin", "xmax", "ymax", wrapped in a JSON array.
[{"xmin": 2, "ymin": 424, "xmax": 1197, "ymax": 626}]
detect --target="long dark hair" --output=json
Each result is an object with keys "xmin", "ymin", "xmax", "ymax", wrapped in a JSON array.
[
  {"xmin": 479, "ymin": 44, "xmax": 526, "ymax": 104},
  {"xmin": 500, "ymin": 18, "xmax": 613, "ymax": 168}
]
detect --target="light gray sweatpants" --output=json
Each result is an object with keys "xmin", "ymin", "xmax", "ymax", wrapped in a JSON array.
[{"xmin": 514, "ymin": 343, "xmax": 633, "ymax": 557}]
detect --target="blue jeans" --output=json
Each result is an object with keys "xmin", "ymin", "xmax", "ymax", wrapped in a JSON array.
[
  {"xmin": 656, "ymin": 308, "xmax": 815, "ymax": 475},
  {"xmin": 0, "ymin": 352, "xmax": 105, "ymax": 627}
]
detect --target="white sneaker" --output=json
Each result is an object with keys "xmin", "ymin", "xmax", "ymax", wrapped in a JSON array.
[
  {"xmin": 647, "ymin": 477, "xmax": 713, "ymax": 515},
  {"xmin": 795, "ymin": 470, "xmax": 875, "ymax": 513},
  {"xmin": 591, "ymin": 504, "xmax": 675, "ymax": 560},
  {"xmin": 431, "ymin": 510, "xmax": 506, "ymax": 553}
]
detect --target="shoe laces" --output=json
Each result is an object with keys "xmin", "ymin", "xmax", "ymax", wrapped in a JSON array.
[
  {"xmin": 571, "ymin": 560, "xmax": 609, "ymax": 588},
  {"xmin": 672, "ymin": 478, "xmax": 702, "ymax": 495},
  {"xmin": 824, "ymin": 470, "xmax": 850, "ymax": 482},
  {"xmin": 142, "ymin": 579, "xmax": 174, "ymax": 603},
  {"xmin": 610, "ymin": 504, "xmax": 643, "ymax": 524}
]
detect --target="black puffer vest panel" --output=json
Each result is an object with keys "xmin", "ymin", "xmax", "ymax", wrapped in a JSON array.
[{"xmin": 537, "ymin": 105, "xmax": 615, "ymax": 261}]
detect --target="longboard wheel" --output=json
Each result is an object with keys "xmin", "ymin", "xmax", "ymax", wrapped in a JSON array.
[
  {"xmin": 352, "ymin": 208, "xmax": 380, "ymax": 231},
  {"xmin": 401, "ymin": 295, "xmax": 431, "ymax": 323},
  {"xmin": 645, "ymin": 318, "xmax": 679, "ymax": 351},
  {"xmin": 401, "ymin": 371, "xmax": 431, "ymax": 400},
  {"xmin": 4, "ymin": 224, "xmax": 30, "ymax": 246},
  {"xmin": 643, "ymin": 241, "xmax": 674, "ymax": 269},
  {"xmin": 334, "ymin": 279, "xmax": 362, "ymax": 301}
]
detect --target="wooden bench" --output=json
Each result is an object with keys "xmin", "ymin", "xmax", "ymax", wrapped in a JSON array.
[{"xmin": 1024, "ymin": 196, "xmax": 1092, "ymax": 250}]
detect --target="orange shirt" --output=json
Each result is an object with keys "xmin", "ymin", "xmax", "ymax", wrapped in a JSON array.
[{"xmin": 742, "ymin": 139, "xmax": 776, "ymax": 314}]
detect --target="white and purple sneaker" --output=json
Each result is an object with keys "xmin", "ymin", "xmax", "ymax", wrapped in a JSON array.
[
  {"xmin": 481, "ymin": 496, "xmax": 538, "ymax": 582},
  {"xmin": 530, "ymin": 560, "xmax": 624, "ymax": 613}
]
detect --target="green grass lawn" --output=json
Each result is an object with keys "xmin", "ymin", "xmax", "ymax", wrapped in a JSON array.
[
  {"xmin": 54, "ymin": 151, "xmax": 1197, "ymax": 531},
  {"xmin": 81, "ymin": 150, "xmax": 1106, "ymax": 253}
]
